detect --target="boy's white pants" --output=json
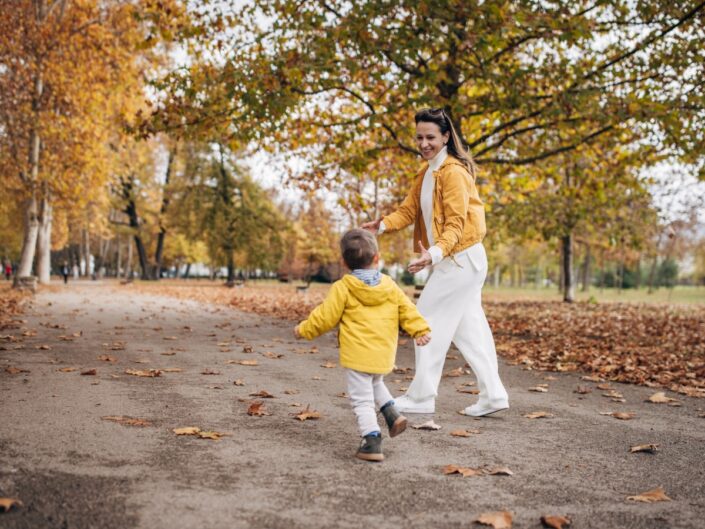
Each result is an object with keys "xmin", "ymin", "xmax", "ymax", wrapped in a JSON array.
[
  {"xmin": 346, "ymin": 369, "xmax": 393, "ymax": 437},
  {"xmin": 406, "ymin": 243, "xmax": 508, "ymax": 405}
]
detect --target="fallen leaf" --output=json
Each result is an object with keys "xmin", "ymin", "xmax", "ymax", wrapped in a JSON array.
[
  {"xmin": 444, "ymin": 367, "xmax": 465, "ymax": 377},
  {"xmin": 125, "ymin": 368, "xmax": 161, "ymax": 378},
  {"xmin": 58, "ymin": 367, "xmax": 77, "ymax": 372},
  {"xmin": 336, "ymin": 392, "xmax": 348, "ymax": 398},
  {"xmin": 104, "ymin": 342, "xmax": 126, "ymax": 350},
  {"xmin": 197, "ymin": 431, "xmax": 226, "ymax": 440},
  {"xmin": 574, "ymin": 385, "xmax": 592, "ymax": 394},
  {"xmin": 596, "ymin": 383, "xmax": 612, "ymax": 390},
  {"xmin": 262, "ymin": 351, "xmax": 284, "ymax": 359},
  {"xmin": 443, "ymin": 464, "xmax": 484, "ymax": 477},
  {"xmin": 80, "ymin": 368, "xmax": 97, "ymax": 376},
  {"xmin": 393, "ymin": 366, "xmax": 412, "ymax": 374},
  {"xmin": 524, "ymin": 411, "xmax": 554, "ymax": 419},
  {"xmin": 97, "ymin": 354, "xmax": 117, "ymax": 363},
  {"xmin": 529, "ymin": 386, "xmax": 548, "ymax": 393},
  {"xmin": 540, "ymin": 515, "xmax": 571, "ymax": 529},
  {"xmin": 242, "ymin": 345, "xmax": 253, "ymax": 353},
  {"xmin": 284, "ymin": 389, "xmax": 299, "ymax": 395},
  {"xmin": 475, "ymin": 511, "xmax": 513, "ymax": 529},
  {"xmin": 101, "ymin": 416, "xmax": 151, "ymax": 427},
  {"xmin": 630, "ymin": 443, "xmax": 660, "ymax": 454},
  {"xmin": 235, "ymin": 360, "xmax": 258, "ymax": 366},
  {"xmin": 412, "ymin": 420, "xmax": 442, "ymax": 430},
  {"xmin": 602, "ymin": 390, "xmax": 624, "ymax": 399},
  {"xmin": 485, "ymin": 466, "xmax": 514, "ymax": 476},
  {"xmin": 233, "ymin": 379, "xmax": 245, "ymax": 386},
  {"xmin": 201, "ymin": 369, "xmax": 221, "ymax": 375},
  {"xmin": 0, "ymin": 498, "xmax": 23, "ymax": 512},
  {"xmin": 37, "ymin": 344, "xmax": 51, "ymax": 350},
  {"xmin": 160, "ymin": 351, "xmax": 176, "ymax": 356},
  {"xmin": 320, "ymin": 361, "xmax": 337, "ymax": 368},
  {"xmin": 293, "ymin": 405, "xmax": 321, "ymax": 421},
  {"xmin": 4, "ymin": 366, "xmax": 29, "ymax": 375},
  {"xmin": 250, "ymin": 390, "xmax": 275, "ymax": 398},
  {"xmin": 173, "ymin": 426, "xmax": 201, "ymax": 435},
  {"xmin": 450, "ymin": 429, "xmax": 480, "ymax": 437},
  {"xmin": 646, "ymin": 392, "xmax": 679, "ymax": 404},
  {"xmin": 600, "ymin": 411, "xmax": 635, "ymax": 420},
  {"xmin": 627, "ymin": 487, "xmax": 671, "ymax": 503},
  {"xmin": 247, "ymin": 401, "xmax": 271, "ymax": 416},
  {"xmin": 161, "ymin": 368, "xmax": 183, "ymax": 373},
  {"xmin": 457, "ymin": 388, "xmax": 480, "ymax": 394}
]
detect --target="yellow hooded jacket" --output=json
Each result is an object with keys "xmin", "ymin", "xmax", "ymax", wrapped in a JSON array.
[{"xmin": 296, "ymin": 274, "xmax": 430, "ymax": 375}]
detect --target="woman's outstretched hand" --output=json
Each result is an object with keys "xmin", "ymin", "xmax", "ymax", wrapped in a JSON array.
[
  {"xmin": 360, "ymin": 218, "xmax": 382, "ymax": 233},
  {"xmin": 408, "ymin": 241, "xmax": 432, "ymax": 274}
]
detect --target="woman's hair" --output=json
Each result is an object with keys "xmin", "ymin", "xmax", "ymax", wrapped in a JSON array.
[{"xmin": 415, "ymin": 108, "xmax": 477, "ymax": 178}]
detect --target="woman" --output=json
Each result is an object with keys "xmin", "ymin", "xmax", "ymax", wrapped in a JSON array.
[{"xmin": 361, "ymin": 108, "xmax": 509, "ymax": 416}]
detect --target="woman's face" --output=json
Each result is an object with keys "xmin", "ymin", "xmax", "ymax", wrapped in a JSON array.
[{"xmin": 416, "ymin": 121, "xmax": 449, "ymax": 160}]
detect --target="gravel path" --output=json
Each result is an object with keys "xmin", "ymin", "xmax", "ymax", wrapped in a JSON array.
[{"xmin": 1, "ymin": 283, "xmax": 703, "ymax": 528}]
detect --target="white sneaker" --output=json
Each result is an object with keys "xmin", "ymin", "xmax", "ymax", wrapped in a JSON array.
[
  {"xmin": 394, "ymin": 395, "xmax": 435, "ymax": 414},
  {"xmin": 464, "ymin": 400, "xmax": 509, "ymax": 417}
]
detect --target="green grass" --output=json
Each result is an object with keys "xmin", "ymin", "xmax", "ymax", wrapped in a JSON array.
[{"xmin": 481, "ymin": 285, "xmax": 705, "ymax": 305}]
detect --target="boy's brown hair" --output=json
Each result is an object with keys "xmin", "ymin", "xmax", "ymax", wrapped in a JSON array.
[{"xmin": 340, "ymin": 229, "xmax": 378, "ymax": 270}]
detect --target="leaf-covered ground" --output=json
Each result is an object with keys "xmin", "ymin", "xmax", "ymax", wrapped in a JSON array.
[
  {"xmin": 126, "ymin": 282, "xmax": 705, "ymax": 398},
  {"xmin": 0, "ymin": 284, "xmax": 30, "ymax": 331}
]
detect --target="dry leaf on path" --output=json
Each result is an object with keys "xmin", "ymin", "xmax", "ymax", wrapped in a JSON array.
[
  {"xmin": 201, "ymin": 369, "xmax": 221, "ymax": 375},
  {"xmin": 444, "ymin": 367, "xmax": 465, "ymax": 377},
  {"xmin": 602, "ymin": 390, "xmax": 624, "ymax": 399},
  {"xmin": 249, "ymin": 390, "xmax": 275, "ymax": 398},
  {"xmin": 646, "ymin": 392, "xmax": 679, "ymax": 404},
  {"xmin": 541, "ymin": 514, "xmax": 571, "ymax": 529},
  {"xmin": 443, "ymin": 465, "xmax": 484, "ymax": 477},
  {"xmin": 524, "ymin": 411, "xmax": 554, "ymax": 419},
  {"xmin": 235, "ymin": 360, "xmax": 258, "ymax": 366},
  {"xmin": 247, "ymin": 401, "xmax": 271, "ymax": 416},
  {"xmin": 529, "ymin": 386, "xmax": 548, "ymax": 393},
  {"xmin": 0, "ymin": 498, "xmax": 23, "ymax": 512},
  {"xmin": 627, "ymin": 487, "xmax": 671, "ymax": 503},
  {"xmin": 58, "ymin": 367, "xmax": 77, "ymax": 372},
  {"xmin": 412, "ymin": 420, "xmax": 442, "ymax": 430},
  {"xmin": 197, "ymin": 431, "xmax": 226, "ymax": 440},
  {"xmin": 125, "ymin": 368, "xmax": 161, "ymax": 378},
  {"xmin": 574, "ymin": 385, "xmax": 592, "ymax": 394},
  {"xmin": 630, "ymin": 443, "xmax": 660, "ymax": 453},
  {"xmin": 161, "ymin": 351, "xmax": 176, "ymax": 356},
  {"xmin": 97, "ymin": 355, "xmax": 117, "ymax": 363},
  {"xmin": 80, "ymin": 368, "xmax": 97, "ymax": 376},
  {"xmin": 320, "ymin": 361, "xmax": 337, "ymax": 368},
  {"xmin": 173, "ymin": 427, "xmax": 200, "ymax": 435},
  {"xmin": 600, "ymin": 411, "xmax": 635, "ymax": 420},
  {"xmin": 233, "ymin": 379, "xmax": 245, "ymax": 386},
  {"xmin": 4, "ymin": 366, "xmax": 29, "ymax": 375},
  {"xmin": 262, "ymin": 351, "xmax": 284, "ymax": 359},
  {"xmin": 101, "ymin": 416, "xmax": 151, "ymax": 427},
  {"xmin": 37, "ymin": 344, "xmax": 51, "ymax": 350},
  {"xmin": 457, "ymin": 388, "xmax": 480, "ymax": 394},
  {"xmin": 284, "ymin": 389, "xmax": 299, "ymax": 395},
  {"xmin": 450, "ymin": 429, "xmax": 480, "ymax": 437},
  {"xmin": 293, "ymin": 405, "xmax": 321, "ymax": 421},
  {"xmin": 485, "ymin": 466, "xmax": 514, "ymax": 476},
  {"xmin": 161, "ymin": 368, "xmax": 183, "ymax": 373},
  {"xmin": 242, "ymin": 345, "xmax": 254, "ymax": 353},
  {"xmin": 475, "ymin": 511, "xmax": 513, "ymax": 528}
]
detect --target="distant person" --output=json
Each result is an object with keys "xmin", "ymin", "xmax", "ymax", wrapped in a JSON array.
[
  {"xmin": 60, "ymin": 262, "xmax": 70, "ymax": 284},
  {"xmin": 4, "ymin": 261, "xmax": 11, "ymax": 281},
  {"xmin": 361, "ymin": 107, "xmax": 509, "ymax": 417},
  {"xmin": 294, "ymin": 229, "xmax": 431, "ymax": 462}
]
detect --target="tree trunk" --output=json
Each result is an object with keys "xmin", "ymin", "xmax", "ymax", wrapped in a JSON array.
[
  {"xmin": 184, "ymin": 263, "xmax": 191, "ymax": 279},
  {"xmin": 15, "ymin": 194, "xmax": 40, "ymax": 280},
  {"xmin": 562, "ymin": 233, "xmax": 575, "ymax": 303},
  {"xmin": 493, "ymin": 265, "xmax": 500, "ymax": 288},
  {"xmin": 121, "ymin": 176, "xmax": 149, "ymax": 279},
  {"xmin": 36, "ymin": 195, "xmax": 52, "ymax": 284},
  {"xmin": 153, "ymin": 147, "xmax": 175, "ymax": 280},
  {"xmin": 580, "ymin": 243, "xmax": 591, "ymax": 292},
  {"xmin": 125, "ymin": 237, "xmax": 133, "ymax": 279}
]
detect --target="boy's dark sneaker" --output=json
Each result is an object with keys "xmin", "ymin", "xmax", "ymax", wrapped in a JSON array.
[
  {"xmin": 356, "ymin": 434, "xmax": 384, "ymax": 462},
  {"xmin": 381, "ymin": 404, "xmax": 408, "ymax": 437}
]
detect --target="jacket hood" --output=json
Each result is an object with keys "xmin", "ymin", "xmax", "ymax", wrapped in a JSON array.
[{"xmin": 342, "ymin": 274, "xmax": 396, "ymax": 306}]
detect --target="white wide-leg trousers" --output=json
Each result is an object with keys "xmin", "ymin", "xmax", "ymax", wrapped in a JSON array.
[
  {"xmin": 346, "ymin": 369, "xmax": 394, "ymax": 437},
  {"xmin": 405, "ymin": 243, "xmax": 508, "ymax": 405}
]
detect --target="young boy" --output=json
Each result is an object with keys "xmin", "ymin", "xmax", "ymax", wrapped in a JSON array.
[{"xmin": 294, "ymin": 229, "xmax": 431, "ymax": 462}]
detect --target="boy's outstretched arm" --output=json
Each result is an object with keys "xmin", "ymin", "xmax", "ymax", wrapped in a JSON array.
[
  {"xmin": 395, "ymin": 285, "xmax": 432, "ymax": 344},
  {"xmin": 295, "ymin": 282, "xmax": 347, "ymax": 340}
]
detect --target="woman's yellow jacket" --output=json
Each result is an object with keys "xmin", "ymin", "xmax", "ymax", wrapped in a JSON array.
[
  {"xmin": 382, "ymin": 155, "xmax": 486, "ymax": 257},
  {"xmin": 296, "ymin": 274, "xmax": 430, "ymax": 374}
]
